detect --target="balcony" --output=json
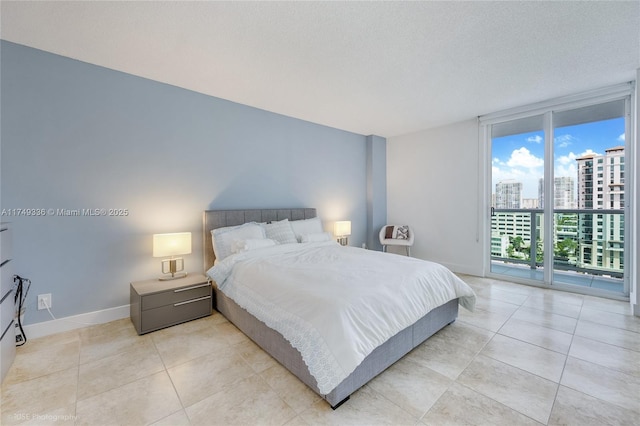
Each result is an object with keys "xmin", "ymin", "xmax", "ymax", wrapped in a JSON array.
[{"xmin": 491, "ymin": 209, "xmax": 625, "ymax": 295}]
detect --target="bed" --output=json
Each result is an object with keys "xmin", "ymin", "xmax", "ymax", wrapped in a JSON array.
[{"xmin": 203, "ymin": 208, "xmax": 475, "ymax": 408}]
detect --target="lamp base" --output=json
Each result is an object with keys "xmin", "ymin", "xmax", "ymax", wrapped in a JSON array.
[
  {"xmin": 159, "ymin": 258, "xmax": 187, "ymax": 281},
  {"xmin": 159, "ymin": 272, "xmax": 188, "ymax": 281},
  {"xmin": 337, "ymin": 237, "xmax": 349, "ymax": 246}
]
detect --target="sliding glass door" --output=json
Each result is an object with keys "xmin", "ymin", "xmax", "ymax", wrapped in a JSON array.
[
  {"xmin": 489, "ymin": 115, "xmax": 545, "ymax": 283},
  {"xmin": 485, "ymin": 89, "xmax": 631, "ymax": 297},
  {"xmin": 551, "ymin": 101, "xmax": 627, "ymax": 293}
]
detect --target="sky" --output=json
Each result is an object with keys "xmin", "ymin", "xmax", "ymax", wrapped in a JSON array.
[{"xmin": 492, "ymin": 117, "xmax": 625, "ymax": 199}]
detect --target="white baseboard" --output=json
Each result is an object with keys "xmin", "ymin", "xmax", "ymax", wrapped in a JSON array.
[
  {"xmin": 437, "ymin": 261, "xmax": 482, "ymax": 277},
  {"xmin": 22, "ymin": 305, "xmax": 130, "ymax": 339}
]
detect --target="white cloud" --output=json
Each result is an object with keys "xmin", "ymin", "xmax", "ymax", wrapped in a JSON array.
[
  {"xmin": 618, "ymin": 133, "xmax": 625, "ymax": 142},
  {"xmin": 491, "ymin": 147, "xmax": 544, "ymax": 198},
  {"xmin": 555, "ymin": 161, "xmax": 577, "ymax": 179},
  {"xmin": 554, "ymin": 150, "xmax": 602, "ymax": 178},
  {"xmin": 493, "ymin": 161, "xmax": 507, "ymax": 169},
  {"xmin": 527, "ymin": 135, "xmax": 543, "ymax": 144},
  {"xmin": 578, "ymin": 148, "xmax": 601, "ymax": 157},
  {"xmin": 556, "ymin": 152, "xmax": 577, "ymax": 166},
  {"xmin": 506, "ymin": 147, "xmax": 544, "ymax": 168},
  {"xmin": 492, "ymin": 166, "xmax": 529, "ymax": 188},
  {"xmin": 554, "ymin": 134, "xmax": 576, "ymax": 148}
]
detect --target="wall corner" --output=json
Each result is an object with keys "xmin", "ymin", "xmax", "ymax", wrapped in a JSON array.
[{"xmin": 366, "ymin": 135, "xmax": 387, "ymax": 250}]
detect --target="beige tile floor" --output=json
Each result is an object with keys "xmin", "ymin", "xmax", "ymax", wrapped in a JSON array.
[{"xmin": 1, "ymin": 275, "xmax": 639, "ymax": 425}]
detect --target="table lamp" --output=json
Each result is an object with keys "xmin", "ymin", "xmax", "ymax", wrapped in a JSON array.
[
  {"xmin": 334, "ymin": 221, "xmax": 351, "ymax": 246},
  {"xmin": 153, "ymin": 232, "xmax": 192, "ymax": 280}
]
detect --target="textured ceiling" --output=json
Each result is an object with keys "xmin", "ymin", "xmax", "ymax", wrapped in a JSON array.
[{"xmin": 2, "ymin": 1, "xmax": 639, "ymax": 137}]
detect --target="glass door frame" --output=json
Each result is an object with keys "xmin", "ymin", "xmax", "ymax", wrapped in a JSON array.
[{"xmin": 480, "ymin": 83, "xmax": 634, "ymax": 299}]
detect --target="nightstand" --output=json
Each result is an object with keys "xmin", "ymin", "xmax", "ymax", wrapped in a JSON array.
[
  {"xmin": 1, "ymin": 223, "xmax": 15, "ymax": 383},
  {"xmin": 130, "ymin": 273, "xmax": 212, "ymax": 335}
]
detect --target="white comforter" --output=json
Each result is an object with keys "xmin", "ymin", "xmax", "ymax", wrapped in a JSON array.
[{"xmin": 207, "ymin": 241, "xmax": 475, "ymax": 395}]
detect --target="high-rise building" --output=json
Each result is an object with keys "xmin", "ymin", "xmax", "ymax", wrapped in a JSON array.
[
  {"xmin": 495, "ymin": 180, "xmax": 522, "ymax": 209},
  {"xmin": 575, "ymin": 146, "xmax": 625, "ymax": 274},
  {"xmin": 538, "ymin": 177, "xmax": 576, "ymax": 209},
  {"xmin": 554, "ymin": 176, "xmax": 576, "ymax": 209},
  {"xmin": 491, "ymin": 211, "xmax": 543, "ymax": 260},
  {"xmin": 576, "ymin": 146, "xmax": 624, "ymax": 209},
  {"xmin": 538, "ymin": 178, "xmax": 544, "ymax": 209},
  {"xmin": 576, "ymin": 153, "xmax": 595, "ymax": 209}
]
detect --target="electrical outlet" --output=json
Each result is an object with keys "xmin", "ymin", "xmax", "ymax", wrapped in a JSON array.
[{"xmin": 37, "ymin": 293, "xmax": 52, "ymax": 310}]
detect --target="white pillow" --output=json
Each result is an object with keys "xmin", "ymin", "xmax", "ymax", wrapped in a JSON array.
[
  {"xmin": 232, "ymin": 238, "xmax": 277, "ymax": 254},
  {"xmin": 290, "ymin": 217, "xmax": 323, "ymax": 242},
  {"xmin": 212, "ymin": 222, "xmax": 266, "ymax": 261},
  {"xmin": 263, "ymin": 219, "xmax": 298, "ymax": 244},
  {"xmin": 301, "ymin": 232, "xmax": 332, "ymax": 243}
]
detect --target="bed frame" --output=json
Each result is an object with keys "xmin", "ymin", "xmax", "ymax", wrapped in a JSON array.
[{"xmin": 203, "ymin": 208, "xmax": 458, "ymax": 408}]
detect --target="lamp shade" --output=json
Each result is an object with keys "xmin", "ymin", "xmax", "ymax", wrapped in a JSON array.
[
  {"xmin": 334, "ymin": 221, "xmax": 352, "ymax": 237},
  {"xmin": 153, "ymin": 232, "xmax": 192, "ymax": 257}
]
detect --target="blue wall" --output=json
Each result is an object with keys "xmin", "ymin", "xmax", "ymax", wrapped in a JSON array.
[
  {"xmin": 1, "ymin": 41, "xmax": 373, "ymax": 324},
  {"xmin": 366, "ymin": 135, "xmax": 387, "ymax": 251}
]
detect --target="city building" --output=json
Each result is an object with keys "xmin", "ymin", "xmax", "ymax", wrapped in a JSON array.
[
  {"xmin": 554, "ymin": 176, "xmax": 576, "ymax": 209},
  {"xmin": 575, "ymin": 146, "xmax": 625, "ymax": 275},
  {"xmin": 537, "ymin": 176, "xmax": 576, "ymax": 209},
  {"xmin": 521, "ymin": 198, "xmax": 539, "ymax": 209},
  {"xmin": 495, "ymin": 180, "xmax": 523, "ymax": 209},
  {"xmin": 491, "ymin": 211, "xmax": 541, "ymax": 261}
]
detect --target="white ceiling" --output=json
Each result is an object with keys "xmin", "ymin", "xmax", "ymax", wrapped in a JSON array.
[{"xmin": 2, "ymin": 1, "xmax": 639, "ymax": 138}]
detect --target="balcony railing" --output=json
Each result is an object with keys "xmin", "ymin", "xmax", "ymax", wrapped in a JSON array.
[{"xmin": 491, "ymin": 209, "xmax": 624, "ymax": 280}]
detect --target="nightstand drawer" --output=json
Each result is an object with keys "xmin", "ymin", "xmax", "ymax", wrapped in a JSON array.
[
  {"xmin": 141, "ymin": 282, "xmax": 211, "ymax": 310},
  {"xmin": 1, "ymin": 291, "xmax": 15, "ymax": 335},
  {"xmin": 141, "ymin": 295, "xmax": 211, "ymax": 332},
  {"xmin": 0, "ymin": 227, "xmax": 11, "ymax": 264},
  {"xmin": 130, "ymin": 274, "xmax": 212, "ymax": 335},
  {"xmin": 0, "ymin": 263, "xmax": 13, "ymax": 299},
  {"xmin": 1, "ymin": 317, "xmax": 16, "ymax": 383}
]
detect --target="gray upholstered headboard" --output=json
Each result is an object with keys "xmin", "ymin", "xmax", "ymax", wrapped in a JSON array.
[{"xmin": 202, "ymin": 208, "xmax": 317, "ymax": 271}]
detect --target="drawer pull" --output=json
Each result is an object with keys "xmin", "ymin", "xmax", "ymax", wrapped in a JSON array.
[
  {"xmin": 173, "ymin": 295, "xmax": 211, "ymax": 307},
  {"xmin": 174, "ymin": 283, "xmax": 210, "ymax": 293}
]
